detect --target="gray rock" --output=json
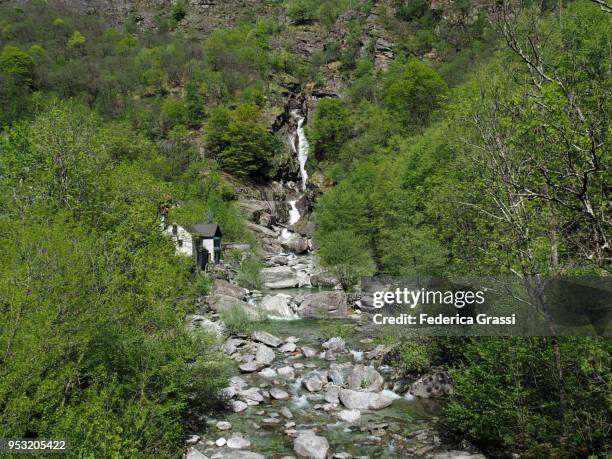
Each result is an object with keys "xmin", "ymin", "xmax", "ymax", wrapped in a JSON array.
[
  {"xmin": 328, "ymin": 362, "xmax": 353, "ymax": 386},
  {"xmin": 280, "ymin": 406, "xmax": 294, "ymax": 419},
  {"xmin": 297, "ymin": 291, "xmax": 348, "ymax": 318},
  {"xmin": 207, "ymin": 294, "xmax": 258, "ymax": 318},
  {"xmin": 186, "ymin": 448, "xmax": 209, "ymax": 459},
  {"xmin": 232, "ymin": 400, "xmax": 248, "ymax": 412},
  {"xmin": 255, "ymin": 344, "xmax": 275, "ymax": 366},
  {"xmin": 212, "ymin": 279, "xmax": 247, "ymax": 300},
  {"xmin": 224, "ymin": 338, "xmax": 245, "ymax": 355},
  {"xmin": 293, "ymin": 431, "xmax": 329, "ymax": 459},
  {"xmin": 410, "ymin": 369, "xmax": 452, "ymax": 398},
  {"xmin": 324, "ymin": 385, "xmax": 340, "ymax": 404},
  {"xmin": 280, "ymin": 342, "xmax": 297, "ymax": 353},
  {"xmin": 337, "ymin": 409, "xmax": 361, "ymax": 423},
  {"xmin": 239, "ymin": 361, "xmax": 263, "ymax": 373},
  {"xmin": 310, "ymin": 272, "xmax": 340, "ymax": 288},
  {"xmin": 216, "ymin": 421, "xmax": 232, "ymax": 430},
  {"xmin": 227, "ymin": 435, "xmax": 251, "ymax": 449},
  {"xmin": 239, "ymin": 388, "xmax": 264, "ymax": 403},
  {"xmin": 302, "ymin": 370, "xmax": 327, "ymax": 392},
  {"xmin": 223, "ymin": 452, "xmax": 265, "ymax": 459},
  {"xmin": 277, "ymin": 366, "xmax": 296, "ymax": 380},
  {"xmin": 338, "ymin": 389, "xmax": 393, "ymax": 410},
  {"xmin": 270, "ymin": 388, "xmax": 290, "ymax": 400},
  {"xmin": 426, "ymin": 453, "xmax": 486, "ymax": 459},
  {"xmin": 280, "ymin": 233, "xmax": 309, "ymax": 254},
  {"xmin": 251, "ymin": 331, "xmax": 283, "ymax": 347},
  {"xmin": 301, "ymin": 346, "xmax": 317, "ymax": 358},
  {"xmin": 323, "ymin": 337, "xmax": 346, "ymax": 352},
  {"xmin": 347, "ymin": 365, "xmax": 384, "ymax": 392},
  {"xmin": 263, "ymin": 266, "xmax": 299, "ymax": 289},
  {"xmin": 215, "ymin": 437, "xmax": 226, "ymax": 446},
  {"xmin": 260, "ymin": 294, "xmax": 297, "ymax": 319}
]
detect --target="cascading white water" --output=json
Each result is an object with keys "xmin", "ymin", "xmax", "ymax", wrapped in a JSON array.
[
  {"xmin": 293, "ymin": 111, "xmax": 310, "ymax": 191},
  {"xmin": 288, "ymin": 199, "xmax": 300, "ymax": 225}
]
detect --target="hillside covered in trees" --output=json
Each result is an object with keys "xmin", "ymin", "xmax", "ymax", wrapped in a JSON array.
[{"xmin": 0, "ymin": 0, "xmax": 610, "ymax": 458}]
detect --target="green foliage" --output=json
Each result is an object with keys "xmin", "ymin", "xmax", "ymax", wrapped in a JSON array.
[
  {"xmin": 316, "ymin": 229, "xmax": 375, "ymax": 289},
  {"xmin": 0, "ymin": 45, "xmax": 34, "ymax": 86},
  {"xmin": 205, "ymin": 104, "xmax": 274, "ymax": 181},
  {"xmin": 447, "ymin": 337, "xmax": 611, "ymax": 457},
  {"xmin": 0, "ymin": 102, "xmax": 232, "ymax": 457},
  {"xmin": 318, "ymin": 321, "xmax": 356, "ymax": 340},
  {"xmin": 237, "ymin": 255, "xmax": 264, "ymax": 290},
  {"xmin": 67, "ymin": 30, "xmax": 86, "ymax": 48},
  {"xmin": 398, "ymin": 340, "xmax": 431, "ymax": 374},
  {"xmin": 286, "ymin": 0, "xmax": 349, "ymax": 28},
  {"xmin": 308, "ymin": 98, "xmax": 352, "ymax": 161},
  {"xmin": 221, "ymin": 305, "xmax": 272, "ymax": 337},
  {"xmin": 383, "ymin": 58, "xmax": 448, "ymax": 127},
  {"xmin": 171, "ymin": 2, "xmax": 187, "ymax": 22}
]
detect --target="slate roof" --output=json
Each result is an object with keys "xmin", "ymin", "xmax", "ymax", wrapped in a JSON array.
[{"xmin": 186, "ymin": 223, "xmax": 221, "ymax": 238}]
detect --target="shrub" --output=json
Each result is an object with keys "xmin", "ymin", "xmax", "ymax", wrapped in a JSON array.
[
  {"xmin": 0, "ymin": 45, "xmax": 34, "ymax": 86},
  {"xmin": 237, "ymin": 254, "xmax": 264, "ymax": 290}
]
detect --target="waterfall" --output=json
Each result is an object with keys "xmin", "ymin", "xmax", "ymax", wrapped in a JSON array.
[
  {"xmin": 291, "ymin": 109, "xmax": 309, "ymax": 191},
  {"xmin": 288, "ymin": 199, "xmax": 300, "ymax": 225}
]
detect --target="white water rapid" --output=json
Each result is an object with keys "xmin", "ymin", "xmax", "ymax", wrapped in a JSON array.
[
  {"xmin": 291, "ymin": 109, "xmax": 309, "ymax": 191},
  {"xmin": 288, "ymin": 199, "xmax": 300, "ymax": 225}
]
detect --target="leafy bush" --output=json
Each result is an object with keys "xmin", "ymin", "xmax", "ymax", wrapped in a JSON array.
[
  {"xmin": 221, "ymin": 305, "xmax": 271, "ymax": 337},
  {"xmin": 205, "ymin": 104, "xmax": 273, "ymax": 181},
  {"xmin": 398, "ymin": 340, "xmax": 431, "ymax": 374}
]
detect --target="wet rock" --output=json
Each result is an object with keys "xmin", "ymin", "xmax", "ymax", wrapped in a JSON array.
[
  {"xmin": 216, "ymin": 421, "xmax": 232, "ymax": 431},
  {"xmin": 227, "ymin": 435, "xmax": 251, "ymax": 449},
  {"xmin": 212, "ymin": 279, "xmax": 247, "ymax": 300},
  {"xmin": 427, "ymin": 453, "xmax": 486, "ymax": 459},
  {"xmin": 280, "ymin": 342, "xmax": 297, "ymax": 353},
  {"xmin": 337, "ymin": 409, "xmax": 361, "ymax": 423},
  {"xmin": 277, "ymin": 366, "xmax": 296, "ymax": 380},
  {"xmin": 270, "ymin": 388, "xmax": 290, "ymax": 400},
  {"xmin": 293, "ymin": 430, "xmax": 329, "ymax": 459},
  {"xmin": 263, "ymin": 266, "xmax": 299, "ymax": 289},
  {"xmin": 347, "ymin": 365, "xmax": 384, "ymax": 392},
  {"xmin": 215, "ymin": 437, "xmax": 226, "ymax": 446},
  {"xmin": 280, "ymin": 232, "xmax": 309, "ymax": 254},
  {"xmin": 410, "ymin": 369, "xmax": 452, "ymax": 398},
  {"xmin": 297, "ymin": 291, "xmax": 348, "ymax": 318},
  {"xmin": 239, "ymin": 361, "xmax": 263, "ymax": 373},
  {"xmin": 280, "ymin": 406, "xmax": 294, "ymax": 419},
  {"xmin": 338, "ymin": 389, "xmax": 393, "ymax": 410},
  {"xmin": 232, "ymin": 400, "xmax": 248, "ymax": 412},
  {"xmin": 186, "ymin": 448, "xmax": 208, "ymax": 459},
  {"xmin": 324, "ymin": 385, "xmax": 340, "ymax": 404},
  {"xmin": 301, "ymin": 346, "xmax": 317, "ymax": 358},
  {"xmin": 239, "ymin": 388, "xmax": 264, "ymax": 403},
  {"xmin": 269, "ymin": 255, "xmax": 289, "ymax": 266},
  {"xmin": 262, "ymin": 417, "xmax": 281, "ymax": 425},
  {"xmin": 224, "ymin": 338, "xmax": 245, "ymax": 355},
  {"xmin": 254, "ymin": 344, "xmax": 275, "ymax": 366},
  {"xmin": 260, "ymin": 294, "xmax": 297, "ymax": 319},
  {"xmin": 323, "ymin": 337, "xmax": 346, "ymax": 352},
  {"xmin": 259, "ymin": 367, "xmax": 277, "ymax": 378},
  {"xmin": 207, "ymin": 294, "xmax": 258, "ymax": 318},
  {"xmin": 302, "ymin": 370, "xmax": 328, "ymax": 392},
  {"xmin": 328, "ymin": 362, "xmax": 353, "ymax": 386},
  {"xmin": 251, "ymin": 331, "xmax": 283, "ymax": 347},
  {"xmin": 365, "ymin": 344, "xmax": 388, "ymax": 360},
  {"xmin": 223, "ymin": 451, "xmax": 265, "ymax": 459}
]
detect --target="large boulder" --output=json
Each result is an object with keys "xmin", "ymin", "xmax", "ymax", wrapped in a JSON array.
[
  {"xmin": 310, "ymin": 272, "xmax": 340, "ymax": 288},
  {"xmin": 347, "ymin": 365, "xmax": 384, "ymax": 392},
  {"xmin": 302, "ymin": 370, "xmax": 328, "ymax": 392},
  {"xmin": 255, "ymin": 344, "xmax": 275, "ymax": 366},
  {"xmin": 207, "ymin": 294, "xmax": 258, "ymax": 318},
  {"xmin": 293, "ymin": 431, "xmax": 329, "ymax": 459},
  {"xmin": 280, "ymin": 232, "xmax": 309, "ymax": 254},
  {"xmin": 260, "ymin": 294, "xmax": 297, "ymax": 319},
  {"xmin": 322, "ymin": 337, "xmax": 346, "ymax": 352},
  {"xmin": 263, "ymin": 266, "xmax": 299, "ymax": 289},
  {"xmin": 212, "ymin": 279, "xmax": 247, "ymax": 300},
  {"xmin": 251, "ymin": 331, "xmax": 283, "ymax": 347},
  {"xmin": 338, "ymin": 389, "xmax": 393, "ymax": 410},
  {"xmin": 187, "ymin": 315, "xmax": 224, "ymax": 337},
  {"xmin": 410, "ymin": 369, "xmax": 452, "ymax": 398},
  {"xmin": 297, "ymin": 291, "xmax": 348, "ymax": 318}
]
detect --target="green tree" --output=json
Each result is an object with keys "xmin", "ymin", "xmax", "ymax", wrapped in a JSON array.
[
  {"xmin": 316, "ymin": 229, "xmax": 375, "ymax": 289},
  {"xmin": 205, "ymin": 104, "xmax": 273, "ymax": 181},
  {"xmin": 308, "ymin": 98, "xmax": 352, "ymax": 161},
  {"xmin": 0, "ymin": 45, "xmax": 34, "ymax": 86},
  {"xmin": 383, "ymin": 58, "xmax": 448, "ymax": 127}
]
